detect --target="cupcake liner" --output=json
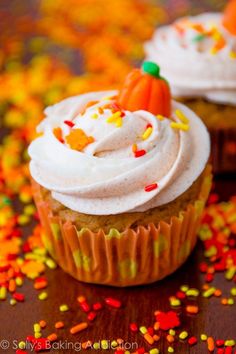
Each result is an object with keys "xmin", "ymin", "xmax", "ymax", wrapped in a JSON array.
[{"xmin": 32, "ymin": 165, "xmax": 212, "ymax": 287}]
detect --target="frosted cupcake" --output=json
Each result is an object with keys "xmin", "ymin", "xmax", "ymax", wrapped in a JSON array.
[
  {"xmin": 145, "ymin": 0, "xmax": 236, "ymax": 173},
  {"xmin": 29, "ymin": 62, "xmax": 211, "ymax": 286}
]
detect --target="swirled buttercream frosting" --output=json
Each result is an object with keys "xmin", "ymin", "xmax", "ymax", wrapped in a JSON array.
[
  {"xmin": 29, "ymin": 90, "xmax": 210, "ymax": 215},
  {"xmin": 145, "ymin": 13, "xmax": 236, "ymax": 105}
]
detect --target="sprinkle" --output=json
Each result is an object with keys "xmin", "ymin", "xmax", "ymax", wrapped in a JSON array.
[
  {"xmin": 77, "ymin": 295, "xmax": 86, "ymax": 303},
  {"xmin": 45, "ymin": 258, "xmax": 57, "ymax": 269},
  {"xmin": 132, "ymin": 144, "xmax": 137, "ymax": 153},
  {"xmin": 169, "ymin": 329, "xmax": 176, "ymax": 336},
  {"xmin": 18, "ymin": 341, "xmax": 26, "ymax": 350},
  {"xmin": 55, "ymin": 321, "xmax": 64, "ymax": 329},
  {"xmin": 59, "ymin": 304, "xmax": 69, "ymax": 312},
  {"xmin": 142, "ymin": 127, "xmax": 153, "ymax": 140},
  {"xmin": 156, "ymin": 115, "xmax": 164, "ymax": 121},
  {"xmin": 107, "ymin": 111, "xmax": 122, "ymax": 123},
  {"xmin": 149, "ymin": 349, "xmax": 159, "ymax": 354},
  {"xmin": 225, "ymin": 267, "xmax": 236, "ymax": 280},
  {"xmin": 135, "ymin": 149, "xmax": 146, "ymax": 158},
  {"xmin": 139, "ymin": 326, "xmax": 147, "ymax": 334},
  {"xmin": 129, "ymin": 323, "xmax": 138, "ymax": 332},
  {"xmin": 186, "ymin": 305, "xmax": 199, "ymax": 314},
  {"xmin": 47, "ymin": 333, "xmax": 58, "ymax": 342},
  {"xmin": 34, "ymin": 323, "xmax": 41, "ymax": 333},
  {"xmin": 207, "ymin": 337, "xmax": 215, "ymax": 352},
  {"xmin": 91, "ymin": 113, "xmax": 98, "ymax": 119},
  {"xmin": 229, "ymin": 51, "xmax": 236, "ymax": 59},
  {"xmin": 214, "ymin": 289, "xmax": 222, "ymax": 297},
  {"xmin": 98, "ymin": 107, "xmax": 104, "ymax": 114},
  {"xmin": 145, "ymin": 183, "xmax": 158, "ymax": 192},
  {"xmin": 201, "ymin": 334, "xmax": 207, "ymax": 341},
  {"xmin": 70, "ymin": 322, "xmax": 88, "ymax": 334},
  {"xmin": 39, "ymin": 320, "xmax": 47, "ymax": 328},
  {"xmin": 87, "ymin": 311, "xmax": 97, "ymax": 321},
  {"xmin": 79, "ymin": 301, "xmax": 90, "ymax": 312},
  {"xmin": 188, "ymin": 336, "xmax": 197, "ymax": 345},
  {"xmin": 203, "ymin": 287, "xmax": 216, "ymax": 298},
  {"xmin": 168, "ymin": 346, "xmax": 174, "ymax": 353},
  {"xmin": 230, "ymin": 287, "xmax": 236, "ymax": 296},
  {"xmin": 186, "ymin": 289, "xmax": 200, "ymax": 297},
  {"xmin": 34, "ymin": 332, "xmax": 41, "ymax": 339},
  {"xmin": 175, "ymin": 109, "xmax": 189, "ymax": 124},
  {"xmin": 38, "ymin": 291, "xmax": 48, "ymax": 300},
  {"xmin": 169, "ymin": 298, "xmax": 181, "ymax": 307},
  {"xmin": 179, "ymin": 331, "xmax": 188, "ymax": 340},
  {"xmin": 170, "ymin": 122, "xmax": 189, "ymax": 131},
  {"xmin": 64, "ymin": 120, "xmax": 75, "ymax": 128},
  {"xmin": 66, "ymin": 128, "xmax": 94, "ymax": 151},
  {"xmin": 216, "ymin": 340, "xmax": 225, "ymax": 347},
  {"xmin": 101, "ymin": 340, "xmax": 109, "ymax": 349},
  {"xmin": 144, "ymin": 333, "xmax": 154, "ymax": 345},
  {"xmin": 166, "ymin": 334, "xmax": 175, "ymax": 343},
  {"xmin": 228, "ymin": 298, "xmax": 234, "ymax": 305},
  {"xmin": 105, "ymin": 297, "xmax": 122, "ymax": 308},
  {"xmin": 10, "ymin": 299, "xmax": 17, "ymax": 306},
  {"xmin": 13, "ymin": 292, "xmax": 25, "ymax": 302},
  {"xmin": 180, "ymin": 285, "xmax": 189, "ymax": 292},
  {"xmin": 225, "ymin": 340, "xmax": 235, "ymax": 347},
  {"xmin": 53, "ymin": 127, "xmax": 64, "ymax": 143},
  {"xmin": 93, "ymin": 302, "xmax": 102, "ymax": 311},
  {"xmin": 0, "ymin": 286, "xmax": 7, "ymax": 300}
]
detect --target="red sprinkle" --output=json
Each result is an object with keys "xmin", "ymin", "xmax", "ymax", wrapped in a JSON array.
[
  {"xmin": 87, "ymin": 311, "xmax": 97, "ymax": 321},
  {"xmin": 205, "ymin": 273, "xmax": 214, "ymax": 282},
  {"xmin": 129, "ymin": 323, "xmax": 138, "ymax": 332},
  {"xmin": 144, "ymin": 183, "xmax": 158, "ymax": 192},
  {"xmin": 225, "ymin": 347, "xmax": 233, "ymax": 354},
  {"xmin": 105, "ymin": 297, "xmax": 122, "ymax": 309},
  {"xmin": 176, "ymin": 291, "xmax": 186, "ymax": 299},
  {"xmin": 64, "ymin": 120, "xmax": 75, "ymax": 128},
  {"xmin": 137, "ymin": 348, "xmax": 145, "ymax": 354},
  {"xmin": 146, "ymin": 123, "xmax": 152, "ymax": 128},
  {"xmin": 80, "ymin": 301, "xmax": 90, "ymax": 313},
  {"xmin": 134, "ymin": 149, "xmax": 146, "ymax": 158},
  {"xmin": 216, "ymin": 340, "xmax": 225, "ymax": 347},
  {"xmin": 13, "ymin": 293, "xmax": 25, "ymax": 302},
  {"xmin": 188, "ymin": 336, "xmax": 197, "ymax": 345},
  {"xmin": 93, "ymin": 302, "xmax": 102, "ymax": 311},
  {"xmin": 16, "ymin": 351, "xmax": 27, "ymax": 354},
  {"xmin": 217, "ymin": 349, "xmax": 224, "ymax": 354}
]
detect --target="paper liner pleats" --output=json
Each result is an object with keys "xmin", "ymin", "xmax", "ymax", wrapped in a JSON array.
[{"xmin": 32, "ymin": 165, "xmax": 212, "ymax": 287}]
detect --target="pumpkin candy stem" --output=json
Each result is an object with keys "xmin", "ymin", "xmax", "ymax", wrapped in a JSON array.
[
  {"xmin": 222, "ymin": 0, "xmax": 236, "ymax": 35},
  {"xmin": 117, "ymin": 61, "xmax": 171, "ymax": 117}
]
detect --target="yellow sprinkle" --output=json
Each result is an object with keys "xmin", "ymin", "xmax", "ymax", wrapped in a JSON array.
[
  {"xmin": 24, "ymin": 204, "xmax": 36, "ymax": 215},
  {"xmin": 168, "ymin": 346, "xmax": 174, "ymax": 353},
  {"xmin": 101, "ymin": 340, "xmax": 109, "ymax": 349},
  {"xmin": 169, "ymin": 329, "xmax": 176, "ymax": 336},
  {"xmin": 115, "ymin": 117, "xmax": 123, "ymax": 127},
  {"xmin": 210, "ymin": 47, "xmax": 217, "ymax": 55},
  {"xmin": 45, "ymin": 258, "xmax": 57, "ymax": 269},
  {"xmin": 179, "ymin": 331, "xmax": 188, "ymax": 340},
  {"xmin": 38, "ymin": 291, "xmax": 48, "ymax": 300},
  {"xmin": 18, "ymin": 214, "xmax": 30, "ymax": 225},
  {"xmin": 60, "ymin": 304, "xmax": 69, "ymax": 312},
  {"xmin": 225, "ymin": 267, "xmax": 236, "ymax": 280},
  {"xmin": 18, "ymin": 341, "xmax": 26, "ymax": 350},
  {"xmin": 201, "ymin": 334, "xmax": 207, "ymax": 341},
  {"xmin": 139, "ymin": 326, "xmax": 147, "ymax": 334},
  {"xmin": 170, "ymin": 122, "xmax": 189, "ymax": 131},
  {"xmin": 225, "ymin": 340, "xmax": 235, "ymax": 346},
  {"xmin": 180, "ymin": 285, "xmax": 189, "ymax": 292},
  {"xmin": 34, "ymin": 332, "xmax": 42, "ymax": 339},
  {"xmin": 34, "ymin": 323, "xmax": 41, "ymax": 333},
  {"xmin": 175, "ymin": 109, "xmax": 189, "ymax": 124},
  {"xmin": 156, "ymin": 115, "xmax": 164, "ymax": 121},
  {"xmin": 142, "ymin": 127, "xmax": 153, "ymax": 140},
  {"xmin": 230, "ymin": 51, "xmax": 236, "ymax": 59},
  {"xmin": 0, "ymin": 286, "xmax": 7, "ymax": 300},
  {"xmin": 91, "ymin": 113, "xmax": 98, "ymax": 119},
  {"xmin": 10, "ymin": 299, "xmax": 17, "ymax": 306},
  {"xmin": 107, "ymin": 111, "xmax": 121, "ymax": 123}
]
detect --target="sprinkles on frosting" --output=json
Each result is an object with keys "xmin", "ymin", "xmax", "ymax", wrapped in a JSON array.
[{"xmin": 65, "ymin": 128, "xmax": 94, "ymax": 151}]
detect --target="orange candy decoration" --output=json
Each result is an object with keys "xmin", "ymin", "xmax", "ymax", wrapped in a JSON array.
[
  {"xmin": 117, "ymin": 61, "xmax": 171, "ymax": 117},
  {"xmin": 66, "ymin": 128, "xmax": 94, "ymax": 151},
  {"xmin": 222, "ymin": 0, "xmax": 236, "ymax": 35}
]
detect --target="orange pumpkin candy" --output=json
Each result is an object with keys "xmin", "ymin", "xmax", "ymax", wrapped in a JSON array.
[
  {"xmin": 222, "ymin": 0, "xmax": 236, "ymax": 35},
  {"xmin": 117, "ymin": 62, "xmax": 171, "ymax": 117}
]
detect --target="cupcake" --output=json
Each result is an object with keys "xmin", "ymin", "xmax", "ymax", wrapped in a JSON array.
[
  {"xmin": 29, "ymin": 62, "xmax": 211, "ymax": 287},
  {"xmin": 144, "ymin": 0, "xmax": 236, "ymax": 173}
]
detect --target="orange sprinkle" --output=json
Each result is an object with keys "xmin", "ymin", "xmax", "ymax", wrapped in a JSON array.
[
  {"xmin": 66, "ymin": 129, "xmax": 94, "ymax": 151},
  {"xmin": 214, "ymin": 289, "xmax": 222, "ymax": 297},
  {"xmin": 98, "ymin": 107, "xmax": 104, "ymax": 114},
  {"xmin": 34, "ymin": 281, "xmax": 47, "ymax": 290},
  {"xmin": 153, "ymin": 335, "xmax": 160, "ymax": 342},
  {"xmin": 166, "ymin": 334, "xmax": 175, "ymax": 343},
  {"xmin": 55, "ymin": 321, "xmax": 64, "ymax": 329},
  {"xmin": 154, "ymin": 322, "xmax": 160, "ymax": 331},
  {"xmin": 9, "ymin": 279, "xmax": 16, "ymax": 293},
  {"xmin": 77, "ymin": 295, "xmax": 86, "ymax": 303},
  {"xmin": 39, "ymin": 320, "xmax": 47, "ymax": 328},
  {"xmin": 186, "ymin": 305, "xmax": 199, "ymax": 314},
  {"xmin": 47, "ymin": 333, "xmax": 58, "ymax": 342},
  {"xmin": 207, "ymin": 337, "xmax": 215, "ymax": 352},
  {"xmin": 144, "ymin": 333, "xmax": 154, "ymax": 345},
  {"xmin": 132, "ymin": 144, "xmax": 137, "ymax": 153},
  {"xmin": 202, "ymin": 284, "xmax": 209, "ymax": 290},
  {"xmin": 70, "ymin": 322, "xmax": 88, "ymax": 334},
  {"xmin": 221, "ymin": 298, "xmax": 228, "ymax": 305},
  {"xmin": 53, "ymin": 127, "xmax": 63, "ymax": 142}
]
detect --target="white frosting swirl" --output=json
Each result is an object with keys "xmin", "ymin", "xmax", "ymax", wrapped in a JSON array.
[
  {"xmin": 28, "ymin": 91, "xmax": 210, "ymax": 215},
  {"xmin": 144, "ymin": 13, "xmax": 236, "ymax": 105}
]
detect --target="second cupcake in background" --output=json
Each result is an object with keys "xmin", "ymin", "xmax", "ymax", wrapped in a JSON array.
[
  {"xmin": 29, "ymin": 62, "xmax": 211, "ymax": 286},
  {"xmin": 145, "ymin": 0, "xmax": 236, "ymax": 173}
]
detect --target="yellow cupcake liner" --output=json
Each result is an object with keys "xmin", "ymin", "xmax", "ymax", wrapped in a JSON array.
[{"xmin": 32, "ymin": 165, "xmax": 212, "ymax": 287}]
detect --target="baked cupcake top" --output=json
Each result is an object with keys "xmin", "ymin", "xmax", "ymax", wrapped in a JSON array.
[
  {"xmin": 28, "ymin": 62, "xmax": 210, "ymax": 215},
  {"xmin": 144, "ymin": 1, "xmax": 236, "ymax": 105}
]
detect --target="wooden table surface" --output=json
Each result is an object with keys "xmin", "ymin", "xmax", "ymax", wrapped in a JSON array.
[{"xmin": 0, "ymin": 176, "xmax": 235, "ymax": 354}]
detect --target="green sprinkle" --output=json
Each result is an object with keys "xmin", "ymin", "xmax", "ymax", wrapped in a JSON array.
[
  {"xmin": 59, "ymin": 304, "xmax": 69, "ymax": 312},
  {"xmin": 101, "ymin": 340, "xmax": 109, "ymax": 350},
  {"xmin": 203, "ymin": 287, "xmax": 216, "ymax": 298},
  {"xmin": 139, "ymin": 326, "xmax": 147, "ymax": 334},
  {"xmin": 93, "ymin": 342, "xmax": 100, "ymax": 350},
  {"xmin": 186, "ymin": 288, "xmax": 200, "ymax": 297},
  {"xmin": 38, "ymin": 291, "xmax": 48, "ymax": 301},
  {"xmin": 18, "ymin": 341, "xmax": 26, "ymax": 350},
  {"xmin": 150, "ymin": 349, "xmax": 160, "ymax": 354},
  {"xmin": 230, "ymin": 287, "xmax": 236, "ymax": 296},
  {"xmin": 168, "ymin": 346, "xmax": 174, "ymax": 353},
  {"xmin": 193, "ymin": 34, "xmax": 206, "ymax": 42},
  {"xmin": 142, "ymin": 61, "xmax": 160, "ymax": 78},
  {"xmin": 180, "ymin": 285, "xmax": 189, "ymax": 292},
  {"xmin": 225, "ymin": 340, "xmax": 235, "ymax": 347},
  {"xmin": 179, "ymin": 331, "xmax": 188, "ymax": 340},
  {"xmin": 201, "ymin": 334, "xmax": 207, "ymax": 341}
]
